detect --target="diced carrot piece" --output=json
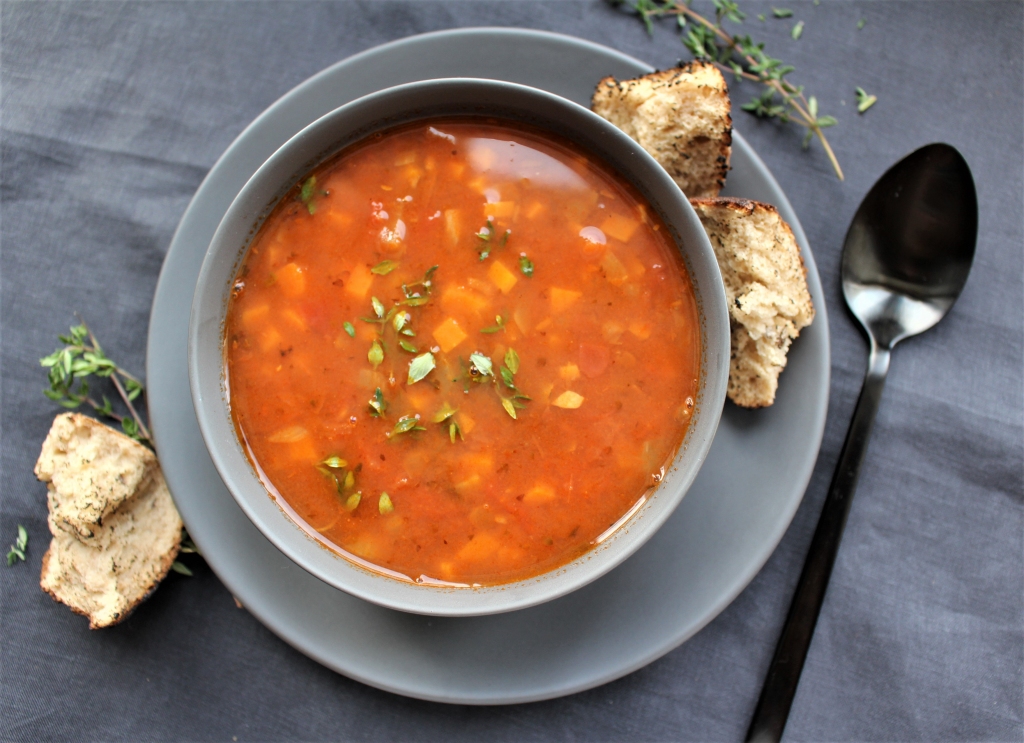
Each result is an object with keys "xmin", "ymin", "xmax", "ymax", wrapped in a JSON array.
[
  {"xmin": 512, "ymin": 305, "xmax": 532, "ymax": 334},
  {"xmin": 458, "ymin": 414, "xmax": 475, "ymax": 436},
  {"xmin": 487, "ymin": 260, "xmax": 518, "ymax": 294},
  {"xmin": 440, "ymin": 286, "xmax": 489, "ymax": 318},
  {"xmin": 550, "ymin": 287, "xmax": 582, "ymax": 314},
  {"xmin": 523, "ymin": 483, "xmax": 556, "ymax": 505},
  {"xmin": 287, "ymin": 438, "xmax": 318, "ymax": 463},
  {"xmin": 484, "ymin": 201, "xmax": 516, "ymax": 219},
  {"xmin": 394, "ymin": 151, "xmax": 416, "ymax": 166},
  {"xmin": 345, "ymin": 263, "xmax": 373, "ymax": 298},
  {"xmin": 241, "ymin": 304, "xmax": 270, "ymax": 328},
  {"xmin": 457, "ymin": 532, "xmax": 500, "ymax": 562},
  {"xmin": 525, "ymin": 202, "xmax": 545, "ymax": 219},
  {"xmin": 552, "ymin": 391, "xmax": 585, "ymax": 409},
  {"xmin": 432, "ymin": 317, "xmax": 468, "ymax": 353},
  {"xmin": 579, "ymin": 343, "xmax": 611, "ymax": 378},
  {"xmin": 535, "ymin": 317, "xmax": 552, "ymax": 331},
  {"xmin": 462, "ymin": 452, "xmax": 493, "ymax": 475},
  {"xmin": 276, "ymin": 262, "xmax": 306, "ymax": 298},
  {"xmin": 404, "ymin": 166, "xmax": 423, "ymax": 188},
  {"xmin": 600, "ymin": 250, "xmax": 629, "ymax": 286},
  {"xmin": 629, "ymin": 320, "xmax": 653, "ymax": 340},
  {"xmin": 559, "ymin": 363, "xmax": 581, "ymax": 381},
  {"xmin": 453, "ymin": 473, "xmax": 482, "ymax": 495},
  {"xmin": 600, "ymin": 213, "xmax": 640, "ymax": 242},
  {"xmin": 602, "ymin": 320, "xmax": 625, "ymax": 344}
]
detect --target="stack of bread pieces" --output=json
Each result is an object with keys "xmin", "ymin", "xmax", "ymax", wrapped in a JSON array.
[
  {"xmin": 592, "ymin": 61, "xmax": 814, "ymax": 407},
  {"xmin": 36, "ymin": 413, "xmax": 182, "ymax": 628}
]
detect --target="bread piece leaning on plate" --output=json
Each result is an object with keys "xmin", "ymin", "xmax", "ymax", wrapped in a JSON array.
[
  {"xmin": 591, "ymin": 61, "xmax": 732, "ymax": 198},
  {"xmin": 690, "ymin": 197, "xmax": 814, "ymax": 408},
  {"xmin": 35, "ymin": 413, "xmax": 182, "ymax": 628}
]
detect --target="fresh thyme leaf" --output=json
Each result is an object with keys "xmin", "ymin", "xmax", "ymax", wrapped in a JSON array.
[
  {"xmin": 368, "ymin": 340, "xmax": 384, "ymax": 368},
  {"xmin": 378, "ymin": 493, "xmax": 394, "ymax": 515},
  {"xmin": 475, "ymin": 218, "xmax": 495, "ymax": 242},
  {"xmin": 856, "ymin": 18, "xmax": 865, "ymax": 29},
  {"xmin": 402, "ymin": 296, "xmax": 430, "ymax": 307},
  {"xmin": 371, "ymin": 260, "xmax": 398, "ymax": 276},
  {"xmin": 179, "ymin": 531, "xmax": 200, "ymax": 555},
  {"xmin": 480, "ymin": 315, "xmax": 505, "ymax": 334},
  {"xmin": 518, "ymin": 255, "xmax": 534, "ymax": 277},
  {"xmin": 344, "ymin": 321, "xmax": 356, "ymax": 338},
  {"xmin": 469, "ymin": 352, "xmax": 493, "ymax": 378},
  {"xmin": 371, "ymin": 296, "xmax": 385, "ymax": 319},
  {"xmin": 122, "ymin": 417, "xmax": 140, "ymax": 440},
  {"xmin": 402, "ymin": 265, "xmax": 438, "ymax": 298},
  {"xmin": 343, "ymin": 470, "xmax": 356, "ymax": 490},
  {"xmin": 855, "ymin": 86, "xmax": 877, "ymax": 113},
  {"xmin": 504, "ymin": 348, "xmax": 520, "ymax": 375},
  {"xmin": 5, "ymin": 525, "xmax": 27, "ymax": 566},
  {"xmin": 393, "ymin": 311, "xmax": 411, "ymax": 333},
  {"xmin": 757, "ymin": 12, "xmax": 765, "ymax": 21},
  {"xmin": 401, "ymin": 328, "xmax": 415, "ymax": 337},
  {"xmin": 300, "ymin": 176, "xmax": 317, "ymax": 215},
  {"xmin": 369, "ymin": 387, "xmax": 387, "ymax": 417},
  {"xmin": 791, "ymin": 20, "xmax": 803, "ymax": 39},
  {"xmin": 171, "ymin": 561, "xmax": 193, "ymax": 576},
  {"xmin": 432, "ymin": 401, "xmax": 458, "ymax": 424},
  {"xmin": 501, "ymin": 398, "xmax": 517, "ymax": 420},
  {"xmin": 772, "ymin": 7, "xmax": 792, "ymax": 18},
  {"xmin": 321, "ymin": 456, "xmax": 347, "ymax": 469},
  {"xmin": 399, "ymin": 340, "xmax": 418, "ymax": 353},
  {"xmin": 391, "ymin": 416, "xmax": 425, "ymax": 436},
  {"xmin": 449, "ymin": 420, "xmax": 462, "ymax": 443},
  {"xmin": 345, "ymin": 492, "xmax": 362, "ymax": 511},
  {"xmin": 407, "ymin": 352, "xmax": 436, "ymax": 384},
  {"xmin": 500, "ymin": 366, "xmax": 516, "ymax": 389}
]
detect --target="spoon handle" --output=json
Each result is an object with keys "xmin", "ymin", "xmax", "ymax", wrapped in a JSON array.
[{"xmin": 745, "ymin": 343, "xmax": 891, "ymax": 743}]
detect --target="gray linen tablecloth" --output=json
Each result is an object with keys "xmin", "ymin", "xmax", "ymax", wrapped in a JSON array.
[{"xmin": 1, "ymin": 2, "xmax": 1020, "ymax": 740}]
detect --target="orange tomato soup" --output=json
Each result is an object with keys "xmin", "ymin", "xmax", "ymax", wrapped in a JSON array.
[{"xmin": 225, "ymin": 119, "xmax": 700, "ymax": 586}]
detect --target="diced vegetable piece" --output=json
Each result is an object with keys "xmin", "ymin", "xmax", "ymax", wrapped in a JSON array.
[
  {"xmin": 512, "ymin": 305, "xmax": 532, "ymax": 334},
  {"xmin": 444, "ymin": 209, "xmax": 461, "ymax": 246},
  {"xmin": 484, "ymin": 201, "xmax": 516, "ymax": 218},
  {"xmin": 487, "ymin": 260, "xmax": 518, "ymax": 294},
  {"xmin": 440, "ymin": 286, "xmax": 489, "ymax": 318},
  {"xmin": 345, "ymin": 263, "xmax": 373, "ymax": 298},
  {"xmin": 282, "ymin": 309, "xmax": 307, "ymax": 332},
  {"xmin": 628, "ymin": 320, "xmax": 653, "ymax": 340},
  {"xmin": 550, "ymin": 287, "xmax": 582, "ymax": 313},
  {"xmin": 602, "ymin": 320, "xmax": 625, "ymax": 344},
  {"xmin": 601, "ymin": 213, "xmax": 639, "ymax": 242},
  {"xmin": 268, "ymin": 425, "xmax": 308, "ymax": 443},
  {"xmin": 458, "ymin": 413, "xmax": 476, "ymax": 436},
  {"xmin": 523, "ymin": 483, "xmax": 556, "ymax": 505},
  {"xmin": 552, "ymin": 391, "xmax": 585, "ymax": 409},
  {"xmin": 456, "ymin": 531, "xmax": 500, "ymax": 562},
  {"xmin": 579, "ymin": 343, "xmax": 611, "ymax": 378},
  {"xmin": 276, "ymin": 262, "xmax": 306, "ymax": 297},
  {"xmin": 559, "ymin": 363, "xmax": 581, "ymax": 381},
  {"xmin": 432, "ymin": 317, "xmax": 468, "ymax": 353},
  {"xmin": 599, "ymin": 250, "xmax": 629, "ymax": 286},
  {"xmin": 241, "ymin": 304, "xmax": 270, "ymax": 328}
]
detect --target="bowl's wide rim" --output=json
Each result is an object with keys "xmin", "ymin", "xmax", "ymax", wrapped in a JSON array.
[{"xmin": 188, "ymin": 76, "xmax": 730, "ymax": 616}]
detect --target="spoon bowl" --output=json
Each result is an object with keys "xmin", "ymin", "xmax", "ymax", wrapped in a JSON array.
[{"xmin": 746, "ymin": 143, "xmax": 977, "ymax": 743}]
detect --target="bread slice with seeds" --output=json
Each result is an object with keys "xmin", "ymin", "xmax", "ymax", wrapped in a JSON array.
[
  {"xmin": 36, "ymin": 413, "xmax": 182, "ymax": 628},
  {"xmin": 690, "ymin": 197, "xmax": 815, "ymax": 407},
  {"xmin": 591, "ymin": 61, "xmax": 732, "ymax": 198}
]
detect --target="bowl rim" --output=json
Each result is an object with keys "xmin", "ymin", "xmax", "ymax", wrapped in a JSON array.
[{"xmin": 188, "ymin": 77, "xmax": 730, "ymax": 616}]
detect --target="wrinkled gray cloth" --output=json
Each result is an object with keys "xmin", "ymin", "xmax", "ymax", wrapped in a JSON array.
[{"xmin": 1, "ymin": 2, "xmax": 1020, "ymax": 741}]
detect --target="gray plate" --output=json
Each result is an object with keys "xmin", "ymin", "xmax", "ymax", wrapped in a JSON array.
[{"xmin": 147, "ymin": 28, "xmax": 829, "ymax": 705}]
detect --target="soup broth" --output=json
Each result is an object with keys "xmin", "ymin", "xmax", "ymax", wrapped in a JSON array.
[{"xmin": 225, "ymin": 119, "xmax": 700, "ymax": 585}]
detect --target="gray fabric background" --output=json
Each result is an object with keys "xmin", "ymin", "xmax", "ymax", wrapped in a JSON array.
[{"xmin": 0, "ymin": 1, "xmax": 1020, "ymax": 741}]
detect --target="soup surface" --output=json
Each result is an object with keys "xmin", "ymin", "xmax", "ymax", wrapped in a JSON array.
[{"xmin": 225, "ymin": 119, "xmax": 700, "ymax": 586}]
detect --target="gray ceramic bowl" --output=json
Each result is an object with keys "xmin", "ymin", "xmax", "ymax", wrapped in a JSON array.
[{"xmin": 188, "ymin": 78, "xmax": 729, "ymax": 616}]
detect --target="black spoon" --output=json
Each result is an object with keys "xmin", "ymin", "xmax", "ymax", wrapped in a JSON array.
[{"xmin": 745, "ymin": 143, "xmax": 978, "ymax": 743}]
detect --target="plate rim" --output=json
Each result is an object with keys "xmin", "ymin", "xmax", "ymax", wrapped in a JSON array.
[{"xmin": 147, "ymin": 26, "xmax": 829, "ymax": 704}]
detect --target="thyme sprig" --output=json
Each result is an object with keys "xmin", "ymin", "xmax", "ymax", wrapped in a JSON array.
[
  {"xmin": 6, "ymin": 525, "xmax": 27, "ymax": 566},
  {"xmin": 40, "ymin": 322, "xmax": 152, "ymax": 444},
  {"xmin": 608, "ymin": 0, "xmax": 844, "ymax": 180}
]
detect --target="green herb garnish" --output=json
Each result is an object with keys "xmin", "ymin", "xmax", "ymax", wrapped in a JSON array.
[
  {"xmin": 504, "ymin": 348, "xmax": 520, "ymax": 374},
  {"xmin": 432, "ymin": 401, "xmax": 458, "ymax": 424},
  {"xmin": 407, "ymin": 352, "xmax": 436, "ymax": 384},
  {"xmin": 469, "ymin": 352, "xmax": 494, "ymax": 378},
  {"xmin": 371, "ymin": 296, "xmax": 386, "ymax": 319},
  {"xmin": 519, "ymin": 254, "xmax": 534, "ymax": 277},
  {"xmin": 856, "ymin": 17, "xmax": 865, "ymax": 29},
  {"xmin": 390, "ymin": 416, "xmax": 425, "ymax": 436},
  {"xmin": 40, "ymin": 322, "xmax": 152, "ymax": 444},
  {"xmin": 368, "ymin": 340, "xmax": 384, "ymax": 368},
  {"xmin": 371, "ymin": 260, "xmax": 398, "ymax": 276},
  {"xmin": 393, "ymin": 311, "xmax": 411, "ymax": 334},
  {"xmin": 343, "ymin": 321, "xmax": 356, "ymax": 338},
  {"xmin": 399, "ymin": 340, "xmax": 418, "ymax": 353},
  {"xmin": 300, "ymin": 176, "xmax": 318, "ymax": 214},
  {"xmin": 855, "ymin": 86, "xmax": 877, "ymax": 113},
  {"xmin": 345, "ymin": 492, "xmax": 362, "ymax": 511},
  {"xmin": 791, "ymin": 20, "xmax": 803, "ymax": 39},
  {"xmin": 6, "ymin": 525, "xmax": 27, "ymax": 566},
  {"xmin": 369, "ymin": 387, "xmax": 387, "ymax": 418},
  {"xmin": 320, "ymin": 456, "xmax": 347, "ymax": 470},
  {"xmin": 171, "ymin": 561, "xmax": 193, "ymax": 576},
  {"xmin": 402, "ymin": 265, "xmax": 438, "ymax": 302},
  {"xmin": 480, "ymin": 315, "xmax": 506, "ymax": 334},
  {"xmin": 608, "ymin": 0, "xmax": 844, "ymax": 179},
  {"xmin": 378, "ymin": 493, "xmax": 394, "ymax": 515},
  {"xmin": 474, "ymin": 218, "xmax": 511, "ymax": 260}
]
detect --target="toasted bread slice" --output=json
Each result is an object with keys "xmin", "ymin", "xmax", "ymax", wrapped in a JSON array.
[
  {"xmin": 591, "ymin": 62, "xmax": 732, "ymax": 198},
  {"xmin": 690, "ymin": 197, "xmax": 814, "ymax": 407},
  {"xmin": 37, "ymin": 413, "xmax": 182, "ymax": 628}
]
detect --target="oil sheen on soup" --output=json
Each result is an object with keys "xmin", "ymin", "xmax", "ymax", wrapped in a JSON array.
[{"xmin": 225, "ymin": 119, "xmax": 700, "ymax": 586}]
